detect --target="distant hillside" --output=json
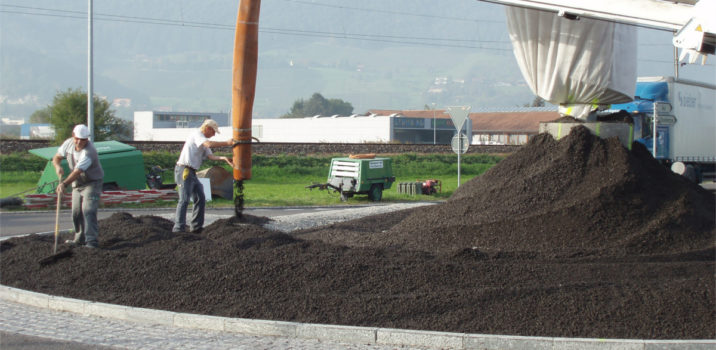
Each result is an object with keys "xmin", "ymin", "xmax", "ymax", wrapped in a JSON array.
[
  {"xmin": 2, "ymin": 0, "xmax": 711, "ymax": 121},
  {"xmin": 0, "ymin": 0, "xmax": 538, "ymax": 120}
]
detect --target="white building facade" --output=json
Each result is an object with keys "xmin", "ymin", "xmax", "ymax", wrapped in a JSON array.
[
  {"xmin": 251, "ymin": 115, "xmax": 392, "ymax": 143},
  {"xmin": 133, "ymin": 111, "xmax": 465, "ymax": 144},
  {"xmin": 133, "ymin": 111, "xmax": 230, "ymax": 141}
]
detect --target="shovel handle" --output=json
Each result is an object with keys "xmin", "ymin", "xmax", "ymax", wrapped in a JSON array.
[{"xmin": 53, "ymin": 192, "xmax": 61, "ymax": 254}]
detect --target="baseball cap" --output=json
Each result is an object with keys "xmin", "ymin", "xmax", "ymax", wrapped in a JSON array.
[
  {"xmin": 73, "ymin": 124, "xmax": 90, "ymax": 139},
  {"xmin": 201, "ymin": 119, "xmax": 220, "ymax": 133}
]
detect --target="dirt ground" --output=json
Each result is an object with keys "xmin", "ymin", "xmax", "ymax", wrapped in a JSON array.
[{"xmin": 2, "ymin": 126, "xmax": 714, "ymax": 340}]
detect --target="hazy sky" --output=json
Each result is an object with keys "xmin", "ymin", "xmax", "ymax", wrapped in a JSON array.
[{"xmin": 1, "ymin": 0, "xmax": 714, "ymax": 119}]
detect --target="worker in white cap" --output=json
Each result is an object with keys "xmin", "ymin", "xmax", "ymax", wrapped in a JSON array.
[
  {"xmin": 173, "ymin": 119, "xmax": 234, "ymax": 233},
  {"xmin": 52, "ymin": 124, "xmax": 105, "ymax": 248}
]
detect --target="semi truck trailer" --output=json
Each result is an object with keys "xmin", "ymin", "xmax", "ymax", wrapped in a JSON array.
[{"xmin": 612, "ymin": 76, "xmax": 716, "ymax": 182}]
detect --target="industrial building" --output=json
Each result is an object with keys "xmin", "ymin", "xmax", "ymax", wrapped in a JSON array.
[
  {"xmin": 19, "ymin": 123, "xmax": 54, "ymax": 139},
  {"xmin": 371, "ymin": 109, "xmax": 559, "ymax": 145},
  {"xmin": 133, "ymin": 111, "xmax": 230, "ymax": 141},
  {"xmin": 251, "ymin": 113, "xmax": 471, "ymax": 144},
  {"xmin": 132, "ymin": 108, "xmax": 557, "ymax": 145}
]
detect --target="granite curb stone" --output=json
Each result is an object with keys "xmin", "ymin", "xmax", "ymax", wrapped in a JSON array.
[
  {"xmin": 376, "ymin": 328, "xmax": 465, "ymax": 348},
  {"xmin": 2, "ymin": 285, "xmax": 715, "ymax": 349},
  {"xmin": 297, "ymin": 323, "xmax": 377, "ymax": 344},
  {"xmin": 224, "ymin": 317, "xmax": 297, "ymax": 337}
]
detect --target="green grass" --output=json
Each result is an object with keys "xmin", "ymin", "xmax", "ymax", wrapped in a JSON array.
[
  {"xmin": 202, "ymin": 177, "xmax": 468, "ymax": 209},
  {"xmin": 0, "ymin": 153, "xmax": 501, "ymax": 209},
  {"xmin": 0, "ymin": 171, "xmax": 42, "ymax": 198}
]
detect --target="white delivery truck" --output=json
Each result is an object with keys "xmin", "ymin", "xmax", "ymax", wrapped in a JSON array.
[{"xmin": 612, "ymin": 76, "xmax": 716, "ymax": 182}]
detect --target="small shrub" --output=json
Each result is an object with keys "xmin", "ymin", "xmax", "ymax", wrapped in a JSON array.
[{"xmin": 0, "ymin": 153, "xmax": 47, "ymax": 172}]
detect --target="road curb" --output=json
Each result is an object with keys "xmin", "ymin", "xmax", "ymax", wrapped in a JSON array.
[{"xmin": 1, "ymin": 285, "xmax": 714, "ymax": 350}]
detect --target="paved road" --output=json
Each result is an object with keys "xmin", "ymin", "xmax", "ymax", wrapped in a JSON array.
[
  {"xmin": 0, "ymin": 298, "xmax": 429, "ymax": 350},
  {"xmin": 1, "ymin": 331, "xmax": 117, "ymax": 350},
  {"xmin": 0, "ymin": 206, "xmax": 350, "ymax": 238}
]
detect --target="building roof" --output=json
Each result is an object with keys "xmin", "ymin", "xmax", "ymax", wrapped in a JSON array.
[
  {"xmin": 470, "ymin": 111, "xmax": 559, "ymax": 132},
  {"xmin": 369, "ymin": 109, "xmax": 559, "ymax": 133}
]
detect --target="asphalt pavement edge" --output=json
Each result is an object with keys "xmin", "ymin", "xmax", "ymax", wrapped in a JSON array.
[{"xmin": 1, "ymin": 285, "xmax": 714, "ymax": 350}]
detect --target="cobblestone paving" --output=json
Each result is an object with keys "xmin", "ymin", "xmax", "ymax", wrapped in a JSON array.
[{"xmin": 0, "ymin": 298, "xmax": 429, "ymax": 350}]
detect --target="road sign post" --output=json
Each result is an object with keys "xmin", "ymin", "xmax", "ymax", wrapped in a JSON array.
[
  {"xmin": 447, "ymin": 106, "xmax": 471, "ymax": 188},
  {"xmin": 451, "ymin": 133, "xmax": 469, "ymax": 154},
  {"xmin": 451, "ymin": 132, "xmax": 469, "ymax": 187}
]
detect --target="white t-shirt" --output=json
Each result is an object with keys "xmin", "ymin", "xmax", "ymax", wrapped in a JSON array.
[
  {"xmin": 57, "ymin": 138, "xmax": 92, "ymax": 171},
  {"xmin": 176, "ymin": 130, "xmax": 213, "ymax": 170}
]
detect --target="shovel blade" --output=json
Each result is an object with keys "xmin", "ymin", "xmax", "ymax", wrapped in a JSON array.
[{"xmin": 38, "ymin": 248, "xmax": 73, "ymax": 267}]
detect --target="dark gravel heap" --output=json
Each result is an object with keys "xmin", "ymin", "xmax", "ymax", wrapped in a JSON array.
[{"xmin": 2, "ymin": 126, "xmax": 714, "ymax": 340}]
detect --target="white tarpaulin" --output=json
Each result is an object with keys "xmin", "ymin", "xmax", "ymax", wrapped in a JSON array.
[{"xmin": 505, "ymin": 7, "xmax": 637, "ymax": 119}]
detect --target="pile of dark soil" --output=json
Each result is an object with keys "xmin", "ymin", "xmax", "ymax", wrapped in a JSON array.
[{"xmin": 2, "ymin": 126, "xmax": 714, "ymax": 340}]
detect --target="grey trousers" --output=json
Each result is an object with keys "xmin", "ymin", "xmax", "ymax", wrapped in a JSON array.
[
  {"xmin": 70, "ymin": 179, "xmax": 102, "ymax": 245},
  {"xmin": 173, "ymin": 165, "xmax": 205, "ymax": 232}
]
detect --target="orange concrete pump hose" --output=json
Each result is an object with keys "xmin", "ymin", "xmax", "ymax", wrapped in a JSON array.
[
  {"xmin": 231, "ymin": 0, "xmax": 260, "ymax": 182},
  {"xmin": 231, "ymin": 0, "xmax": 260, "ymax": 216}
]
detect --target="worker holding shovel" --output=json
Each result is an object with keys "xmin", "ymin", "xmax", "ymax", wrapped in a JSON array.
[
  {"xmin": 173, "ymin": 119, "xmax": 234, "ymax": 234},
  {"xmin": 52, "ymin": 124, "xmax": 105, "ymax": 249}
]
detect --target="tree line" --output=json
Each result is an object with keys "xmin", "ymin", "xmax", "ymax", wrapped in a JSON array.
[
  {"xmin": 26, "ymin": 88, "xmax": 540, "ymax": 142},
  {"xmin": 27, "ymin": 89, "xmax": 354, "ymax": 143},
  {"xmin": 29, "ymin": 88, "xmax": 132, "ymax": 144}
]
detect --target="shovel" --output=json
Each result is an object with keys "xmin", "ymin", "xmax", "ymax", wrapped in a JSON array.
[
  {"xmin": 39, "ymin": 192, "xmax": 73, "ymax": 266},
  {"xmin": 53, "ymin": 193, "xmax": 61, "ymax": 254}
]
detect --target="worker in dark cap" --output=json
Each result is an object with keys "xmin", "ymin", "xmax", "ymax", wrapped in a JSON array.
[
  {"xmin": 173, "ymin": 119, "xmax": 234, "ymax": 233},
  {"xmin": 53, "ymin": 124, "xmax": 104, "ymax": 248}
]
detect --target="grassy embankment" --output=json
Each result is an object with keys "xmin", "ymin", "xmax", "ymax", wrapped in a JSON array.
[{"xmin": 0, "ymin": 151, "xmax": 504, "ymax": 208}]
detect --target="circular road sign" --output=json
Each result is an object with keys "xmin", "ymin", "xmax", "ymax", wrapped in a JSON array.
[{"xmin": 451, "ymin": 133, "xmax": 469, "ymax": 154}]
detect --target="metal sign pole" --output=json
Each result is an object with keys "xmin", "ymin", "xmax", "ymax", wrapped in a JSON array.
[
  {"xmin": 457, "ymin": 125, "xmax": 462, "ymax": 187},
  {"xmin": 447, "ymin": 106, "xmax": 471, "ymax": 188}
]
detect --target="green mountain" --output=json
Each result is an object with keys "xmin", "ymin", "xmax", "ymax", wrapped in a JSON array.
[
  {"xmin": 1, "ymin": 0, "xmax": 536, "ymax": 120},
  {"xmin": 2, "ymin": 0, "xmax": 711, "ymax": 121}
]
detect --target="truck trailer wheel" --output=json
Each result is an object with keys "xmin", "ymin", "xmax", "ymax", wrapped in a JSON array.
[
  {"xmin": 368, "ymin": 184, "xmax": 383, "ymax": 202},
  {"xmin": 671, "ymin": 162, "xmax": 699, "ymax": 183}
]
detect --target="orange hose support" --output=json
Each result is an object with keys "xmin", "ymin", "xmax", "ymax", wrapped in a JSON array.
[{"xmin": 231, "ymin": 0, "xmax": 260, "ymax": 181}]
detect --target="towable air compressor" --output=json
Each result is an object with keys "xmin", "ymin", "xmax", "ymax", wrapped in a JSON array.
[{"xmin": 306, "ymin": 155, "xmax": 396, "ymax": 202}]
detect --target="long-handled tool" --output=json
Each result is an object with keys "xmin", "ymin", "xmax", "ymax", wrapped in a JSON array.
[
  {"xmin": 39, "ymin": 191, "xmax": 73, "ymax": 266},
  {"xmin": 53, "ymin": 193, "xmax": 61, "ymax": 254}
]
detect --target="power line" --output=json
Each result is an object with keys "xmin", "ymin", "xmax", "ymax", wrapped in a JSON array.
[
  {"xmin": 282, "ymin": 0, "xmax": 505, "ymax": 24},
  {"xmin": 0, "ymin": 4, "xmax": 513, "ymax": 50},
  {"xmin": 1, "ymin": 3, "xmax": 713, "ymax": 62},
  {"xmin": 0, "ymin": 4, "xmax": 252, "ymax": 28},
  {"xmin": 259, "ymin": 28, "xmax": 511, "ymax": 50}
]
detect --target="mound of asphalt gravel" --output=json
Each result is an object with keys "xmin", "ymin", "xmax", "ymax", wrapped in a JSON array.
[{"xmin": 1, "ymin": 126, "xmax": 714, "ymax": 340}]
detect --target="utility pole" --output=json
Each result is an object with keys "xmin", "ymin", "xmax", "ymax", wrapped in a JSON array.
[{"xmin": 87, "ymin": 0, "xmax": 94, "ymax": 141}]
